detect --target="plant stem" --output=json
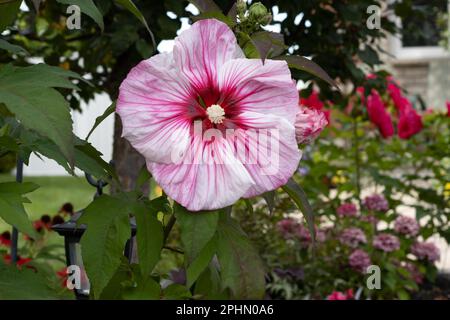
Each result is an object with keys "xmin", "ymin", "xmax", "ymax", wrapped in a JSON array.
[
  {"xmin": 353, "ymin": 117, "xmax": 362, "ymax": 204},
  {"xmin": 163, "ymin": 214, "xmax": 176, "ymax": 243}
]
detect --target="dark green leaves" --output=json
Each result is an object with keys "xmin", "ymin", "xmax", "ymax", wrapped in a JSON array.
[
  {"xmin": 0, "ymin": 64, "xmax": 81, "ymax": 165},
  {"xmin": 133, "ymin": 202, "xmax": 163, "ymax": 279},
  {"xmin": 0, "ymin": 0, "xmax": 21, "ymax": 31},
  {"xmin": 282, "ymin": 178, "xmax": 316, "ymax": 242},
  {"xmin": 174, "ymin": 203, "xmax": 218, "ymax": 264},
  {"xmin": 78, "ymin": 195, "xmax": 132, "ymax": 299},
  {"xmin": 0, "ymin": 262, "xmax": 65, "ymax": 299},
  {"xmin": 56, "ymin": 0, "xmax": 104, "ymax": 31},
  {"xmin": 114, "ymin": 0, "xmax": 155, "ymax": 49},
  {"xmin": 0, "ymin": 39, "xmax": 28, "ymax": 55},
  {"xmin": 0, "ymin": 181, "xmax": 39, "ymax": 239},
  {"xmin": 215, "ymin": 213, "xmax": 265, "ymax": 299},
  {"xmin": 276, "ymin": 55, "xmax": 338, "ymax": 89},
  {"xmin": 250, "ymin": 31, "xmax": 285, "ymax": 62}
]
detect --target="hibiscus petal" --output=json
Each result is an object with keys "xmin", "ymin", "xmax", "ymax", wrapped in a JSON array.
[
  {"xmin": 228, "ymin": 111, "xmax": 302, "ymax": 198},
  {"xmin": 148, "ymin": 132, "xmax": 254, "ymax": 211},
  {"xmin": 117, "ymin": 52, "xmax": 197, "ymax": 163},
  {"xmin": 173, "ymin": 19, "xmax": 244, "ymax": 91},
  {"xmin": 218, "ymin": 58, "xmax": 299, "ymax": 121}
]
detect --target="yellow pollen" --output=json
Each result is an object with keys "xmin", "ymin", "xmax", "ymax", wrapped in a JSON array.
[{"xmin": 206, "ymin": 104, "xmax": 226, "ymax": 124}]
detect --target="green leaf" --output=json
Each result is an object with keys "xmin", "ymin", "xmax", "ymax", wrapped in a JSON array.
[
  {"xmin": 282, "ymin": 178, "xmax": 316, "ymax": 242},
  {"xmin": 0, "ymin": 262, "xmax": 65, "ymax": 299},
  {"xmin": 78, "ymin": 195, "xmax": 131, "ymax": 299},
  {"xmin": 163, "ymin": 283, "xmax": 192, "ymax": 300},
  {"xmin": 276, "ymin": 55, "xmax": 338, "ymax": 89},
  {"xmin": 188, "ymin": 0, "xmax": 221, "ymax": 13},
  {"xmin": 0, "ymin": 39, "xmax": 28, "ymax": 55},
  {"xmin": 262, "ymin": 191, "xmax": 275, "ymax": 215},
  {"xmin": 186, "ymin": 236, "xmax": 216, "ymax": 287},
  {"xmin": 135, "ymin": 164, "xmax": 151, "ymax": 190},
  {"xmin": 133, "ymin": 202, "xmax": 163, "ymax": 279},
  {"xmin": 86, "ymin": 101, "xmax": 116, "ymax": 140},
  {"xmin": 174, "ymin": 203, "xmax": 219, "ymax": 264},
  {"xmin": 0, "ymin": 182, "xmax": 39, "ymax": 239},
  {"xmin": 114, "ymin": 0, "xmax": 155, "ymax": 49},
  {"xmin": 0, "ymin": 64, "xmax": 76, "ymax": 164},
  {"xmin": 0, "ymin": 0, "xmax": 21, "ymax": 32},
  {"xmin": 122, "ymin": 277, "xmax": 160, "ymax": 300},
  {"xmin": 250, "ymin": 31, "xmax": 286, "ymax": 62},
  {"xmin": 56, "ymin": 0, "xmax": 104, "ymax": 31},
  {"xmin": 215, "ymin": 213, "xmax": 265, "ymax": 299}
]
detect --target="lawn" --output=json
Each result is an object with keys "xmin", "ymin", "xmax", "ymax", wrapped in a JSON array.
[{"xmin": 0, "ymin": 174, "xmax": 94, "ymax": 231}]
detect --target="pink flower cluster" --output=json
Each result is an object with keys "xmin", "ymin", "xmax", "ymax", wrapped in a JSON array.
[
  {"xmin": 349, "ymin": 249, "xmax": 371, "ymax": 273},
  {"xmin": 339, "ymin": 227, "xmax": 367, "ymax": 248},
  {"xmin": 363, "ymin": 194, "xmax": 389, "ymax": 212},
  {"xmin": 337, "ymin": 203, "xmax": 358, "ymax": 218},
  {"xmin": 403, "ymin": 262, "xmax": 424, "ymax": 285},
  {"xmin": 373, "ymin": 233, "xmax": 400, "ymax": 252},
  {"xmin": 394, "ymin": 215, "xmax": 419, "ymax": 237},
  {"xmin": 411, "ymin": 242, "xmax": 440, "ymax": 262},
  {"xmin": 276, "ymin": 218, "xmax": 326, "ymax": 246}
]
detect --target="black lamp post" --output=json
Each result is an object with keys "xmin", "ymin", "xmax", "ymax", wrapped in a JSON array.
[{"xmin": 52, "ymin": 173, "xmax": 136, "ymax": 299}]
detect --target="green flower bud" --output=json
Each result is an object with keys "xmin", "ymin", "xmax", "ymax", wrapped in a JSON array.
[
  {"xmin": 249, "ymin": 2, "xmax": 268, "ymax": 21},
  {"xmin": 260, "ymin": 13, "xmax": 272, "ymax": 25},
  {"xmin": 236, "ymin": 0, "xmax": 247, "ymax": 15}
]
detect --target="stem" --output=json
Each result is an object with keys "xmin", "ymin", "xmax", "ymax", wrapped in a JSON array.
[
  {"xmin": 353, "ymin": 117, "xmax": 362, "ymax": 204},
  {"xmin": 163, "ymin": 214, "xmax": 176, "ymax": 243}
]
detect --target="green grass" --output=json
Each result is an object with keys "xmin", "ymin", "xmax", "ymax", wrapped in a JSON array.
[{"xmin": 0, "ymin": 174, "xmax": 94, "ymax": 231}]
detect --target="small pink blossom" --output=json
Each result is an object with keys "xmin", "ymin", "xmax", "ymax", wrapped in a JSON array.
[
  {"xmin": 326, "ymin": 289, "xmax": 353, "ymax": 300},
  {"xmin": 373, "ymin": 233, "xmax": 400, "ymax": 252},
  {"xmin": 411, "ymin": 242, "xmax": 440, "ymax": 262},
  {"xmin": 337, "ymin": 203, "xmax": 358, "ymax": 218},
  {"xmin": 276, "ymin": 218, "xmax": 299, "ymax": 239},
  {"xmin": 339, "ymin": 227, "xmax": 367, "ymax": 248},
  {"xmin": 294, "ymin": 106, "xmax": 328, "ymax": 144},
  {"xmin": 349, "ymin": 249, "xmax": 371, "ymax": 273},
  {"xmin": 394, "ymin": 215, "xmax": 419, "ymax": 237},
  {"xmin": 363, "ymin": 194, "xmax": 389, "ymax": 212},
  {"xmin": 403, "ymin": 262, "xmax": 424, "ymax": 284},
  {"xmin": 447, "ymin": 101, "xmax": 450, "ymax": 117}
]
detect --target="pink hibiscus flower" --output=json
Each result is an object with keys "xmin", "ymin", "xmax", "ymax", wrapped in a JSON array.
[{"xmin": 117, "ymin": 19, "xmax": 301, "ymax": 211}]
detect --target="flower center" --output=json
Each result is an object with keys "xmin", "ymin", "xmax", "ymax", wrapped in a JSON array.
[{"xmin": 206, "ymin": 104, "xmax": 226, "ymax": 124}]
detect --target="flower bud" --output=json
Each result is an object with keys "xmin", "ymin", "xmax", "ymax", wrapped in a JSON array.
[
  {"xmin": 249, "ymin": 2, "xmax": 268, "ymax": 21},
  {"xmin": 236, "ymin": 0, "xmax": 247, "ymax": 15}
]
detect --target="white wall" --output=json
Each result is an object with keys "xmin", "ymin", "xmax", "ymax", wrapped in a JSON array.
[{"xmin": 23, "ymin": 93, "xmax": 114, "ymax": 176}]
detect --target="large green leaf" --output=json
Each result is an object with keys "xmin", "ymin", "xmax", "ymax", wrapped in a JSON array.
[
  {"xmin": 0, "ymin": 64, "xmax": 78, "ymax": 164},
  {"xmin": 78, "ymin": 195, "xmax": 131, "ymax": 299},
  {"xmin": 215, "ymin": 213, "xmax": 265, "ymax": 299},
  {"xmin": 133, "ymin": 202, "xmax": 163, "ymax": 279},
  {"xmin": 250, "ymin": 31, "xmax": 286, "ymax": 62},
  {"xmin": 174, "ymin": 203, "xmax": 219, "ymax": 264},
  {"xmin": 0, "ymin": 182, "xmax": 39, "ymax": 239},
  {"xmin": 122, "ymin": 277, "xmax": 160, "ymax": 300},
  {"xmin": 0, "ymin": 0, "xmax": 21, "ymax": 32},
  {"xmin": 186, "ymin": 236, "xmax": 216, "ymax": 288},
  {"xmin": 282, "ymin": 178, "xmax": 315, "ymax": 242},
  {"xmin": 0, "ymin": 262, "xmax": 63, "ymax": 299},
  {"xmin": 276, "ymin": 55, "xmax": 338, "ymax": 89},
  {"xmin": 56, "ymin": 0, "xmax": 104, "ymax": 31}
]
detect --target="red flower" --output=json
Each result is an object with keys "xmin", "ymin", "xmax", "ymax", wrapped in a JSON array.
[
  {"xmin": 0, "ymin": 231, "xmax": 11, "ymax": 247},
  {"xmin": 446, "ymin": 101, "xmax": 450, "ymax": 117},
  {"xmin": 366, "ymin": 90, "xmax": 394, "ymax": 138},
  {"xmin": 397, "ymin": 106, "xmax": 423, "ymax": 139},
  {"xmin": 300, "ymin": 90, "xmax": 324, "ymax": 111},
  {"xmin": 3, "ymin": 254, "xmax": 32, "ymax": 267},
  {"xmin": 57, "ymin": 267, "xmax": 69, "ymax": 288}
]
